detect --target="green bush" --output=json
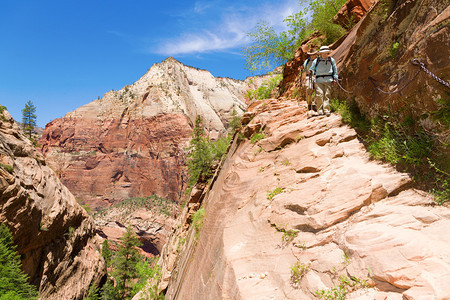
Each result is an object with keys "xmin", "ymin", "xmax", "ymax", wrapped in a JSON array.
[
  {"xmin": 0, "ymin": 224, "xmax": 39, "ymax": 299},
  {"xmin": 243, "ymin": 0, "xmax": 348, "ymax": 73},
  {"xmin": 192, "ymin": 208, "xmax": 205, "ymax": 239},
  {"xmin": 186, "ymin": 116, "xmax": 232, "ymax": 194},
  {"xmin": 267, "ymin": 187, "xmax": 285, "ymax": 201},
  {"xmin": 247, "ymin": 75, "xmax": 283, "ymax": 101},
  {"xmin": 0, "ymin": 163, "xmax": 13, "ymax": 174}
]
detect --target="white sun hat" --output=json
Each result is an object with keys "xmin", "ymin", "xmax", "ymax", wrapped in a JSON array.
[{"xmin": 319, "ymin": 46, "xmax": 331, "ymax": 53}]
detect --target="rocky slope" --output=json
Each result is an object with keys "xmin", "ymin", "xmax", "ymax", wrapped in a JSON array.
[
  {"xmin": 0, "ymin": 108, "xmax": 106, "ymax": 299},
  {"xmin": 40, "ymin": 57, "xmax": 268, "ymax": 210},
  {"xmin": 154, "ymin": 98, "xmax": 450, "ymax": 300}
]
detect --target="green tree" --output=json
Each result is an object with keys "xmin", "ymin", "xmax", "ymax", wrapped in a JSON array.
[
  {"xmin": 101, "ymin": 239, "xmax": 112, "ymax": 267},
  {"xmin": 86, "ymin": 282, "xmax": 100, "ymax": 300},
  {"xmin": 0, "ymin": 224, "xmax": 38, "ymax": 300},
  {"xmin": 21, "ymin": 100, "xmax": 37, "ymax": 139},
  {"xmin": 243, "ymin": 0, "xmax": 348, "ymax": 73},
  {"xmin": 242, "ymin": 11, "xmax": 307, "ymax": 73},
  {"xmin": 100, "ymin": 278, "xmax": 119, "ymax": 300},
  {"xmin": 186, "ymin": 116, "xmax": 214, "ymax": 191},
  {"xmin": 112, "ymin": 227, "xmax": 142, "ymax": 299},
  {"xmin": 307, "ymin": 0, "xmax": 347, "ymax": 44}
]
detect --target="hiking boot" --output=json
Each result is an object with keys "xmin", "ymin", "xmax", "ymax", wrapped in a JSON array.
[{"xmin": 325, "ymin": 111, "xmax": 331, "ymax": 117}]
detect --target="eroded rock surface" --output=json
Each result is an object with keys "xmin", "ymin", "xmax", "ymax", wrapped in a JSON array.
[
  {"xmin": 161, "ymin": 99, "xmax": 449, "ymax": 299},
  {"xmin": 0, "ymin": 109, "xmax": 106, "ymax": 299}
]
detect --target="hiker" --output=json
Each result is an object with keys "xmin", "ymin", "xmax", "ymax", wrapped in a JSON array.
[
  {"xmin": 300, "ymin": 50, "xmax": 318, "ymax": 116},
  {"xmin": 308, "ymin": 46, "xmax": 338, "ymax": 117}
]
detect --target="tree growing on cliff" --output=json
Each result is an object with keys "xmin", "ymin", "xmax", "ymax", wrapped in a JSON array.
[
  {"xmin": 186, "ymin": 116, "xmax": 214, "ymax": 190},
  {"xmin": 112, "ymin": 226, "xmax": 142, "ymax": 299},
  {"xmin": 21, "ymin": 100, "xmax": 37, "ymax": 139},
  {"xmin": 242, "ymin": 0, "xmax": 347, "ymax": 73},
  {"xmin": 0, "ymin": 223, "xmax": 38, "ymax": 299}
]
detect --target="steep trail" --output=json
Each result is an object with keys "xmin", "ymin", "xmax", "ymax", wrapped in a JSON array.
[{"xmin": 156, "ymin": 98, "xmax": 450, "ymax": 300}]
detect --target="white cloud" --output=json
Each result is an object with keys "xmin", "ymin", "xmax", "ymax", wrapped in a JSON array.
[{"xmin": 154, "ymin": 0, "xmax": 299, "ymax": 56}]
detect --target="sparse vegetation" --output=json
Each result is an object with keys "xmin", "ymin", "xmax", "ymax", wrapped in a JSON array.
[
  {"xmin": 0, "ymin": 163, "xmax": 13, "ymax": 174},
  {"xmin": 0, "ymin": 105, "xmax": 7, "ymax": 121},
  {"xmin": 267, "ymin": 187, "xmax": 285, "ymax": 201},
  {"xmin": 185, "ymin": 116, "xmax": 233, "ymax": 195},
  {"xmin": 390, "ymin": 41, "xmax": 400, "ymax": 58},
  {"xmin": 250, "ymin": 130, "xmax": 266, "ymax": 144},
  {"xmin": 246, "ymin": 75, "xmax": 283, "ymax": 101},
  {"xmin": 315, "ymin": 274, "xmax": 370, "ymax": 299},
  {"xmin": 290, "ymin": 261, "xmax": 310, "ymax": 286},
  {"xmin": 95, "ymin": 195, "xmax": 174, "ymax": 218},
  {"xmin": 192, "ymin": 208, "xmax": 205, "ymax": 239},
  {"xmin": 330, "ymin": 98, "xmax": 448, "ymax": 205}
]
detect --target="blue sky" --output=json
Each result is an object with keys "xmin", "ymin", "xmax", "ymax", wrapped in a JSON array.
[{"xmin": 0, "ymin": 0, "xmax": 299, "ymax": 127}]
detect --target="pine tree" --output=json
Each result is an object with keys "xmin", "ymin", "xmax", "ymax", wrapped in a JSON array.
[
  {"xmin": 186, "ymin": 116, "xmax": 214, "ymax": 189},
  {"xmin": 0, "ymin": 224, "xmax": 38, "ymax": 299},
  {"xmin": 21, "ymin": 100, "xmax": 37, "ymax": 139},
  {"xmin": 112, "ymin": 226, "xmax": 142, "ymax": 299},
  {"xmin": 100, "ymin": 278, "xmax": 119, "ymax": 300},
  {"xmin": 86, "ymin": 282, "xmax": 100, "ymax": 300},
  {"xmin": 101, "ymin": 239, "xmax": 112, "ymax": 267}
]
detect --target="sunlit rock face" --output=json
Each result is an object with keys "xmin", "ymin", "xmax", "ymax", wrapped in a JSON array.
[
  {"xmin": 40, "ymin": 57, "xmax": 259, "ymax": 210},
  {"xmin": 159, "ymin": 99, "xmax": 450, "ymax": 300},
  {"xmin": 0, "ymin": 108, "xmax": 106, "ymax": 299}
]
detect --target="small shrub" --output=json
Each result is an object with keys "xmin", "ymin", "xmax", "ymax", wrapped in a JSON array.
[
  {"xmin": 282, "ymin": 229, "xmax": 298, "ymax": 243},
  {"xmin": 291, "ymin": 261, "xmax": 309, "ymax": 285},
  {"xmin": 267, "ymin": 187, "xmax": 285, "ymax": 201},
  {"xmin": 0, "ymin": 163, "xmax": 13, "ymax": 174},
  {"xmin": 390, "ymin": 42, "xmax": 400, "ymax": 58},
  {"xmin": 192, "ymin": 208, "xmax": 205, "ymax": 239},
  {"xmin": 250, "ymin": 131, "xmax": 266, "ymax": 144}
]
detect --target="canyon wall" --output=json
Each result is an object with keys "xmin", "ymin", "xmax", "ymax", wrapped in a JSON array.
[{"xmin": 0, "ymin": 108, "xmax": 106, "ymax": 299}]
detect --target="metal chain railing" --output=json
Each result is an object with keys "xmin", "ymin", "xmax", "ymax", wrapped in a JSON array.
[
  {"xmin": 332, "ymin": 58, "xmax": 449, "ymax": 95},
  {"xmin": 411, "ymin": 58, "xmax": 450, "ymax": 88}
]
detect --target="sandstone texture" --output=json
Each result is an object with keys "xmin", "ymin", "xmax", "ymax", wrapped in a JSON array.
[
  {"xmin": 332, "ymin": 0, "xmax": 449, "ymax": 135},
  {"xmin": 0, "ymin": 109, "xmax": 106, "ymax": 299},
  {"xmin": 334, "ymin": 0, "xmax": 376, "ymax": 29},
  {"xmin": 40, "ymin": 57, "xmax": 269, "ymax": 210},
  {"xmin": 95, "ymin": 197, "xmax": 178, "ymax": 257},
  {"xmin": 157, "ymin": 99, "xmax": 450, "ymax": 300}
]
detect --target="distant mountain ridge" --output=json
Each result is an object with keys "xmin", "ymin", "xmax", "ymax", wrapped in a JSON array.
[{"xmin": 40, "ymin": 57, "xmax": 271, "ymax": 209}]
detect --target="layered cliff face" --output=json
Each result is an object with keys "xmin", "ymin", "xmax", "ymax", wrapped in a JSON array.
[
  {"xmin": 157, "ymin": 99, "xmax": 450, "ymax": 299},
  {"xmin": 0, "ymin": 108, "xmax": 105, "ymax": 299},
  {"xmin": 40, "ymin": 57, "xmax": 259, "ymax": 210}
]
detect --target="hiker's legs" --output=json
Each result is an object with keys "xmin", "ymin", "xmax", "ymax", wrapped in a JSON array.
[
  {"xmin": 315, "ymin": 83, "xmax": 325, "ymax": 114},
  {"xmin": 322, "ymin": 83, "xmax": 331, "ymax": 114}
]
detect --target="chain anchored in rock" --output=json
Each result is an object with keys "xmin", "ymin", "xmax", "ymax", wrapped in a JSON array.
[
  {"xmin": 411, "ymin": 58, "xmax": 450, "ymax": 88},
  {"xmin": 335, "ymin": 79, "xmax": 354, "ymax": 94}
]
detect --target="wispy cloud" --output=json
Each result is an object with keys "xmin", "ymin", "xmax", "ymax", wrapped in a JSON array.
[{"xmin": 153, "ymin": 0, "xmax": 299, "ymax": 56}]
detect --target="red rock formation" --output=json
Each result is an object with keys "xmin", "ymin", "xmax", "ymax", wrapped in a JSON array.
[
  {"xmin": 332, "ymin": 0, "xmax": 449, "ymax": 134},
  {"xmin": 155, "ymin": 99, "xmax": 450, "ymax": 299},
  {"xmin": 41, "ymin": 113, "xmax": 192, "ymax": 210},
  {"xmin": 333, "ymin": 0, "xmax": 377, "ymax": 29},
  {"xmin": 0, "ymin": 109, "xmax": 106, "ymax": 299}
]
